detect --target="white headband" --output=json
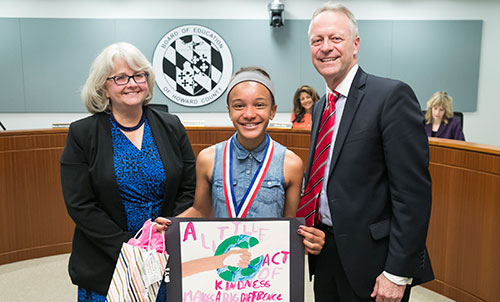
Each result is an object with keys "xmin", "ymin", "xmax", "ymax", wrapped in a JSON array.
[{"xmin": 226, "ymin": 70, "xmax": 275, "ymax": 100}]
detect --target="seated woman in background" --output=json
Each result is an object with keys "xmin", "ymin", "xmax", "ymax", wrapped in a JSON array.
[
  {"xmin": 425, "ymin": 91, "xmax": 465, "ymax": 140},
  {"xmin": 290, "ymin": 85, "xmax": 320, "ymax": 130},
  {"xmin": 60, "ymin": 42, "xmax": 196, "ymax": 301}
]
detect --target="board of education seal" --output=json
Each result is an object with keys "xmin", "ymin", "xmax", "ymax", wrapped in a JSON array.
[{"xmin": 153, "ymin": 25, "xmax": 233, "ymax": 107}]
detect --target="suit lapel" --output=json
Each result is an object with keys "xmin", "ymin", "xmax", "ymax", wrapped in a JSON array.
[
  {"xmin": 328, "ymin": 68, "xmax": 367, "ymax": 177},
  {"xmin": 97, "ymin": 113, "xmax": 129, "ymax": 230},
  {"xmin": 146, "ymin": 108, "xmax": 174, "ymax": 211}
]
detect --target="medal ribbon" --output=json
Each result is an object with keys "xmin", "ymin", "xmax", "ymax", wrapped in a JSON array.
[{"xmin": 222, "ymin": 135, "xmax": 275, "ymax": 218}]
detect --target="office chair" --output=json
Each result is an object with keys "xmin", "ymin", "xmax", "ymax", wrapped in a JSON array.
[
  {"xmin": 148, "ymin": 103, "xmax": 169, "ymax": 112},
  {"xmin": 453, "ymin": 112, "xmax": 464, "ymax": 129}
]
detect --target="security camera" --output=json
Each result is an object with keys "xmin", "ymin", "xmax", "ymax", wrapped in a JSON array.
[{"xmin": 268, "ymin": 0, "xmax": 284, "ymax": 28}]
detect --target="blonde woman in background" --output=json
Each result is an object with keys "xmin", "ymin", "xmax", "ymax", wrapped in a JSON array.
[{"xmin": 425, "ymin": 91, "xmax": 465, "ymax": 140}]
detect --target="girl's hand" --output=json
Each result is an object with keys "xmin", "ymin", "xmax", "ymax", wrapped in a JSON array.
[{"xmin": 154, "ymin": 217, "xmax": 171, "ymax": 232}]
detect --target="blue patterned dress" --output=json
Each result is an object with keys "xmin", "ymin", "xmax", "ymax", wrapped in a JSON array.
[{"xmin": 78, "ymin": 118, "xmax": 167, "ymax": 301}]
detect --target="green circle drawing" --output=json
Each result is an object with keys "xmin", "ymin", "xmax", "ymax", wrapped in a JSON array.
[{"xmin": 214, "ymin": 234, "xmax": 264, "ymax": 282}]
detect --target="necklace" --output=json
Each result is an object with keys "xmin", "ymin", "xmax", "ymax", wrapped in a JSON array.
[{"xmin": 111, "ymin": 111, "xmax": 146, "ymax": 132}]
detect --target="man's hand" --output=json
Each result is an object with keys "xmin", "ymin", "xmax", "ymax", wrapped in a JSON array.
[
  {"xmin": 297, "ymin": 225, "xmax": 325, "ymax": 255},
  {"xmin": 370, "ymin": 273, "xmax": 406, "ymax": 302}
]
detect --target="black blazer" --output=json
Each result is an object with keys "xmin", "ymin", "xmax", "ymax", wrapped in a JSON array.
[
  {"xmin": 307, "ymin": 68, "xmax": 434, "ymax": 297},
  {"xmin": 60, "ymin": 107, "xmax": 195, "ymax": 294}
]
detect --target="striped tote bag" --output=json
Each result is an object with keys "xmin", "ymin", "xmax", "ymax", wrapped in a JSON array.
[{"xmin": 107, "ymin": 222, "xmax": 169, "ymax": 301}]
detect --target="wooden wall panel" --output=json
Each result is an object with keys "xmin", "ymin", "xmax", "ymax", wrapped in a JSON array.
[
  {"xmin": 0, "ymin": 129, "xmax": 73, "ymax": 264},
  {"xmin": 421, "ymin": 138, "xmax": 500, "ymax": 302},
  {"xmin": 2, "ymin": 130, "xmax": 500, "ymax": 302},
  {"xmin": 185, "ymin": 127, "xmax": 233, "ymax": 156}
]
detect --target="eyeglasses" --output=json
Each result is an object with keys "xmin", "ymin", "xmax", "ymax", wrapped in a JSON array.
[{"xmin": 107, "ymin": 72, "xmax": 149, "ymax": 86}]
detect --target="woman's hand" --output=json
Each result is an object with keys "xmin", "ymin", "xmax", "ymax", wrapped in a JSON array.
[{"xmin": 154, "ymin": 217, "xmax": 171, "ymax": 232}]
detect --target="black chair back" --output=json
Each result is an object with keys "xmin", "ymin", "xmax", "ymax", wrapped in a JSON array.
[
  {"xmin": 453, "ymin": 112, "xmax": 464, "ymax": 128},
  {"xmin": 148, "ymin": 103, "xmax": 169, "ymax": 112}
]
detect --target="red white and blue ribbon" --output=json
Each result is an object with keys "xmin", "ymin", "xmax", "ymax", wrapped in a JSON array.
[{"xmin": 222, "ymin": 135, "xmax": 275, "ymax": 218}]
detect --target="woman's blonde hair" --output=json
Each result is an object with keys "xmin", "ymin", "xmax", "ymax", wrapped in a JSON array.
[
  {"xmin": 425, "ymin": 91, "xmax": 454, "ymax": 124},
  {"xmin": 81, "ymin": 42, "xmax": 155, "ymax": 114}
]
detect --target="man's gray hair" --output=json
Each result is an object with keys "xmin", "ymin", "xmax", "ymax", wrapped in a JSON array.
[{"xmin": 310, "ymin": 2, "xmax": 359, "ymax": 38}]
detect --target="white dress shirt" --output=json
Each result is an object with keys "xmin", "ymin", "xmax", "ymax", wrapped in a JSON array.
[{"xmin": 318, "ymin": 64, "xmax": 358, "ymax": 226}]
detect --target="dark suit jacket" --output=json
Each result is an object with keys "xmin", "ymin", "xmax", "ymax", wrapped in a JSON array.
[
  {"xmin": 307, "ymin": 68, "xmax": 434, "ymax": 297},
  {"xmin": 425, "ymin": 117, "xmax": 465, "ymax": 140},
  {"xmin": 60, "ymin": 107, "xmax": 195, "ymax": 294}
]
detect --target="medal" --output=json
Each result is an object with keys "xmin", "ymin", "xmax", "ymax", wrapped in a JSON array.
[{"xmin": 222, "ymin": 135, "xmax": 274, "ymax": 218}]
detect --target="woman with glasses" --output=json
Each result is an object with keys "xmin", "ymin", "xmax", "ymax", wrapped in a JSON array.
[{"xmin": 60, "ymin": 42, "xmax": 196, "ymax": 301}]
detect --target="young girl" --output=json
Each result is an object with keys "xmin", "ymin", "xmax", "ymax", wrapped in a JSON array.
[{"xmin": 173, "ymin": 66, "xmax": 324, "ymax": 254}]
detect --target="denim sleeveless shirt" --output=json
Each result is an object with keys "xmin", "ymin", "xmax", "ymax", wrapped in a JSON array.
[{"xmin": 212, "ymin": 133, "xmax": 287, "ymax": 218}]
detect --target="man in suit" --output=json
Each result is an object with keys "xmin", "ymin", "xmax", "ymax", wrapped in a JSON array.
[{"xmin": 297, "ymin": 3, "xmax": 434, "ymax": 302}]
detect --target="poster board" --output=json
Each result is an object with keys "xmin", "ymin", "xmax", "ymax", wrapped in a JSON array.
[{"xmin": 165, "ymin": 218, "xmax": 305, "ymax": 302}]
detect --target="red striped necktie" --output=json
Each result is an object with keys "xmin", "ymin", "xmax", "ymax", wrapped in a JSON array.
[{"xmin": 297, "ymin": 91, "xmax": 340, "ymax": 227}]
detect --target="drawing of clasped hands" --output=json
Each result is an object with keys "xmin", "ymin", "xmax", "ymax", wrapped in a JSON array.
[
  {"xmin": 181, "ymin": 248, "xmax": 252, "ymax": 278},
  {"xmin": 221, "ymin": 248, "xmax": 252, "ymax": 269}
]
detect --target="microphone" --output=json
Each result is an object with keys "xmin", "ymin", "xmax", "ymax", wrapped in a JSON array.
[{"xmin": 0, "ymin": 121, "xmax": 6, "ymax": 131}]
